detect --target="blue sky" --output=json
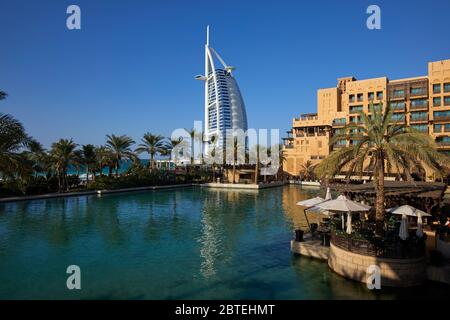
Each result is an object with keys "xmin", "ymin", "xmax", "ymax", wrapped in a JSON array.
[{"xmin": 1, "ymin": 0, "xmax": 450, "ymax": 148}]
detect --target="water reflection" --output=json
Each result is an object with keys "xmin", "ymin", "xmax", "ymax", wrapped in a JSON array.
[{"xmin": 0, "ymin": 186, "xmax": 444, "ymax": 299}]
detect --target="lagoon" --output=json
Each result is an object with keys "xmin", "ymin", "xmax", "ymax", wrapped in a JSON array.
[{"xmin": 0, "ymin": 185, "xmax": 446, "ymax": 299}]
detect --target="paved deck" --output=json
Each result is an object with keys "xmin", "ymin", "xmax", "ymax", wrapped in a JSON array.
[{"xmin": 290, "ymin": 238, "xmax": 330, "ymax": 260}]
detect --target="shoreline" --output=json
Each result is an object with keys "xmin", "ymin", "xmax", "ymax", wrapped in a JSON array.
[{"xmin": 0, "ymin": 183, "xmax": 194, "ymax": 204}]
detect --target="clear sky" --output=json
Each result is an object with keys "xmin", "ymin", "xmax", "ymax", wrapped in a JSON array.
[{"xmin": 1, "ymin": 0, "xmax": 450, "ymax": 148}]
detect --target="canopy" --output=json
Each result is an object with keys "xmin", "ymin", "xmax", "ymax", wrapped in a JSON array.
[
  {"xmin": 296, "ymin": 197, "xmax": 325, "ymax": 207},
  {"xmin": 387, "ymin": 205, "xmax": 431, "ymax": 217},
  {"xmin": 312, "ymin": 195, "xmax": 371, "ymax": 212}
]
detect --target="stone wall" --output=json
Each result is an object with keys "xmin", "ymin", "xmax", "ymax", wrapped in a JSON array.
[{"xmin": 328, "ymin": 243, "xmax": 427, "ymax": 287}]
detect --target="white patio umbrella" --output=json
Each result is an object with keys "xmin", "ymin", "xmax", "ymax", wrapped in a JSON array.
[
  {"xmin": 346, "ymin": 212, "xmax": 353, "ymax": 234},
  {"xmin": 296, "ymin": 197, "xmax": 325, "ymax": 207},
  {"xmin": 387, "ymin": 205, "xmax": 431, "ymax": 217},
  {"xmin": 387, "ymin": 205, "xmax": 431, "ymax": 238},
  {"xmin": 312, "ymin": 195, "xmax": 371, "ymax": 234},
  {"xmin": 399, "ymin": 214, "xmax": 409, "ymax": 240},
  {"xmin": 312, "ymin": 195, "xmax": 371, "ymax": 212},
  {"xmin": 325, "ymin": 187, "xmax": 332, "ymax": 200},
  {"xmin": 416, "ymin": 213, "xmax": 424, "ymax": 238}
]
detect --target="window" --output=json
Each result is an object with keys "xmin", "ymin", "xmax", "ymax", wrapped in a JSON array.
[
  {"xmin": 370, "ymin": 103, "xmax": 381, "ymax": 111},
  {"xmin": 445, "ymin": 96, "xmax": 450, "ymax": 106},
  {"xmin": 350, "ymin": 116, "xmax": 361, "ymax": 123},
  {"xmin": 410, "ymin": 98, "xmax": 427, "ymax": 107},
  {"xmin": 411, "ymin": 124, "xmax": 427, "ymax": 132},
  {"xmin": 393, "ymin": 89, "xmax": 405, "ymax": 97},
  {"xmin": 376, "ymin": 91, "xmax": 383, "ymax": 100},
  {"xmin": 390, "ymin": 101, "xmax": 405, "ymax": 110},
  {"xmin": 433, "ymin": 84, "xmax": 441, "ymax": 94},
  {"xmin": 357, "ymin": 93, "xmax": 363, "ymax": 102},
  {"xmin": 444, "ymin": 83, "xmax": 450, "ymax": 93},
  {"xmin": 368, "ymin": 92, "xmax": 374, "ymax": 101},
  {"xmin": 433, "ymin": 97, "xmax": 441, "ymax": 107},
  {"xmin": 391, "ymin": 113, "xmax": 405, "ymax": 122},
  {"xmin": 333, "ymin": 118, "xmax": 346, "ymax": 125},
  {"xmin": 350, "ymin": 105, "xmax": 363, "ymax": 113},
  {"xmin": 410, "ymin": 112, "xmax": 428, "ymax": 122},
  {"xmin": 434, "ymin": 111, "xmax": 450, "ymax": 119},
  {"xmin": 349, "ymin": 94, "xmax": 355, "ymax": 103},
  {"xmin": 434, "ymin": 124, "xmax": 442, "ymax": 133},
  {"xmin": 410, "ymin": 87, "xmax": 425, "ymax": 95},
  {"xmin": 445, "ymin": 124, "xmax": 450, "ymax": 132}
]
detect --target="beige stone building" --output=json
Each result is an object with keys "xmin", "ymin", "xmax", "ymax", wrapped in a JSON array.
[{"xmin": 283, "ymin": 58, "xmax": 450, "ymax": 179}]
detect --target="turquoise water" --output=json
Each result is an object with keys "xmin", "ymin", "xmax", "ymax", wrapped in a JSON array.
[{"xmin": 0, "ymin": 186, "xmax": 446, "ymax": 299}]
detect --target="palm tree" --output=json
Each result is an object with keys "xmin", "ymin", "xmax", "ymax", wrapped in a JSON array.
[
  {"xmin": 50, "ymin": 139, "xmax": 77, "ymax": 192},
  {"xmin": 275, "ymin": 144, "xmax": 286, "ymax": 181},
  {"xmin": 230, "ymin": 136, "xmax": 245, "ymax": 184},
  {"xmin": 0, "ymin": 113, "xmax": 32, "ymax": 179},
  {"xmin": 315, "ymin": 102, "xmax": 448, "ymax": 235},
  {"xmin": 105, "ymin": 134, "xmax": 135, "ymax": 177},
  {"xmin": 300, "ymin": 160, "xmax": 316, "ymax": 181},
  {"xmin": 185, "ymin": 128, "xmax": 203, "ymax": 171},
  {"xmin": 0, "ymin": 91, "xmax": 7, "ymax": 101},
  {"xmin": 135, "ymin": 133, "xmax": 166, "ymax": 171},
  {"xmin": 251, "ymin": 144, "xmax": 264, "ymax": 184},
  {"xmin": 82, "ymin": 144, "xmax": 96, "ymax": 184},
  {"xmin": 95, "ymin": 146, "xmax": 114, "ymax": 176},
  {"xmin": 163, "ymin": 137, "xmax": 184, "ymax": 170}
]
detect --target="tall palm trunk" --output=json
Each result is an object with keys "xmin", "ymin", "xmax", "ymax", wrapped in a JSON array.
[
  {"xmin": 374, "ymin": 152, "xmax": 385, "ymax": 236},
  {"xmin": 85, "ymin": 165, "xmax": 89, "ymax": 186},
  {"xmin": 232, "ymin": 161, "xmax": 236, "ymax": 184},
  {"xmin": 254, "ymin": 153, "xmax": 259, "ymax": 184}
]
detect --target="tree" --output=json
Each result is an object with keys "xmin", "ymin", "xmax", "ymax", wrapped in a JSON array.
[
  {"xmin": 95, "ymin": 146, "xmax": 114, "ymax": 176},
  {"xmin": 0, "ymin": 113, "xmax": 32, "ymax": 179},
  {"xmin": 135, "ymin": 133, "xmax": 166, "ymax": 171},
  {"xmin": 82, "ymin": 144, "xmax": 96, "ymax": 184},
  {"xmin": 0, "ymin": 91, "xmax": 7, "ymax": 101},
  {"xmin": 50, "ymin": 139, "xmax": 77, "ymax": 192},
  {"xmin": 300, "ymin": 160, "xmax": 316, "ymax": 181},
  {"xmin": 229, "ymin": 136, "xmax": 245, "ymax": 184},
  {"xmin": 105, "ymin": 134, "xmax": 135, "ymax": 177},
  {"xmin": 315, "ymin": 102, "xmax": 448, "ymax": 236},
  {"xmin": 163, "ymin": 137, "xmax": 184, "ymax": 170}
]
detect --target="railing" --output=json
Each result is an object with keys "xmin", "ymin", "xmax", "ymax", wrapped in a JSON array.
[
  {"xmin": 434, "ymin": 115, "xmax": 450, "ymax": 122},
  {"xmin": 410, "ymin": 117, "xmax": 428, "ymax": 123},
  {"xmin": 436, "ymin": 141, "xmax": 450, "ymax": 147},
  {"xmin": 317, "ymin": 132, "xmax": 327, "ymax": 136},
  {"xmin": 331, "ymin": 230, "xmax": 425, "ymax": 259},
  {"xmin": 410, "ymin": 103, "xmax": 428, "ymax": 110},
  {"xmin": 333, "ymin": 144, "xmax": 346, "ymax": 148}
]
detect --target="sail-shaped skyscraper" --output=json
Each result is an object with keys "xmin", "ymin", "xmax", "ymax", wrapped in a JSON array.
[{"xmin": 195, "ymin": 26, "xmax": 248, "ymax": 155}]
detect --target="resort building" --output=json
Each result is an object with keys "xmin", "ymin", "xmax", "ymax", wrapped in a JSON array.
[
  {"xmin": 283, "ymin": 58, "xmax": 450, "ymax": 179},
  {"xmin": 195, "ymin": 26, "xmax": 248, "ymax": 155}
]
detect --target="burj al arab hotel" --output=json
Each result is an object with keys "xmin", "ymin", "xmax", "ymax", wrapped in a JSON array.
[{"xmin": 195, "ymin": 26, "xmax": 248, "ymax": 155}]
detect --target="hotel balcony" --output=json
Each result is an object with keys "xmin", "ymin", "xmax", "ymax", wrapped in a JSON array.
[
  {"xmin": 433, "ymin": 115, "xmax": 450, "ymax": 122},
  {"xmin": 410, "ymin": 116, "xmax": 428, "ymax": 123},
  {"xmin": 294, "ymin": 113, "xmax": 318, "ymax": 122},
  {"xmin": 436, "ymin": 141, "xmax": 450, "ymax": 147},
  {"xmin": 410, "ymin": 103, "xmax": 429, "ymax": 111}
]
